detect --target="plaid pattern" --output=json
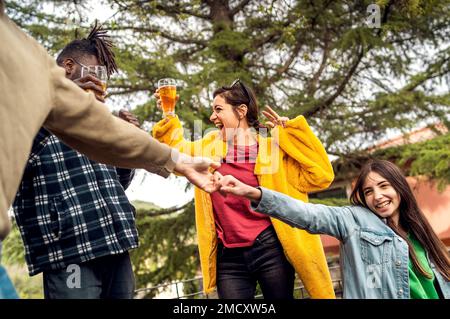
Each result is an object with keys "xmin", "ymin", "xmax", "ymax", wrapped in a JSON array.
[{"xmin": 13, "ymin": 128, "xmax": 139, "ymax": 276}]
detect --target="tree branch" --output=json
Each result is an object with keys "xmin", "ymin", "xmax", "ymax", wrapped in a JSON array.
[
  {"xmin": 302, "ymin": 0, "xmax": 397, "ymax": 118},
  {"xmin": 230, "ymin": 0, "xmax": 251, "ymax": 16},
  {"xmin": 264, "ymin": 39, "xmax": 303, "ymax": 86},
  {"xmin": 303, "ymin": 46, "xmax": 365, "ymax": 118},
  {"xmin": 138, "ymin": 201, "xmax": 191, "ymax": 217},
  {"xmin": 249, "ymin": 30, "xmax": 283, "ymax": 50},
  {"xmin": 402, "ymin": 54, "xmax": 450, "ymax": 92},
  {"xmin": 114, "ymin": 0, "xmax": 209, "ymax": 19},
  {"xmin": 155, "ymin": 3, "xmax": 210, "ymax": 20},
  {"xmin": 111, "ymin": 26, "xmax": 207, "ymax": 46},
  {"xmin": 249, "ymin": 8, "xmax": 299, "ymax": 50},
  {"xmin": 306, "ymin": 31, "xmax": 331, "ymax": 96},
  {"xmin": 108, "ymin": 88, "xmax": 148, "ymax": 96}
]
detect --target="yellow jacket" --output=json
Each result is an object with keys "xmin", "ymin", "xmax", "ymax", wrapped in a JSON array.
[{"xmin": 153, "ymin": 115, "xmax": 336, "ymax": 298}]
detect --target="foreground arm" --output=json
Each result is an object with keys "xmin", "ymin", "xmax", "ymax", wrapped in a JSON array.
[{"xmin": 45, "ymin": 80, "xmax": 177, "ymax": 177}]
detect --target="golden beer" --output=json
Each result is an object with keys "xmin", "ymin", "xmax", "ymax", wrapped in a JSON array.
[
  {"xmin": 81, "ymin": 65, "xmax": 108, "ymax": 98},
  {"xmin": 159, "ymin": 85, "xmax": 176, "ymax": 116},
  {"xmin": 158, "ymin": 78, "xmax": 178, "ymax": 117}
]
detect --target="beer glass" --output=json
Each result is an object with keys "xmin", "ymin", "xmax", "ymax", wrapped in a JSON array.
[
  {"xmin": 157, "ymin": 78, "xmax": 177, "ymax": 117},
  {"xmin": 81, "ymin": 65, "xmax": 107, "ymax": 95}
]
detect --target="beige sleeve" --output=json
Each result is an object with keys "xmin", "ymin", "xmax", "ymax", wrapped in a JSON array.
[
  {"xmin": 44, "ymin": 58, "xmax": 179, "ymax": 177},
  {"xmin": 0, "ymin": 214, "xmax": 11, "ymax": 241}
]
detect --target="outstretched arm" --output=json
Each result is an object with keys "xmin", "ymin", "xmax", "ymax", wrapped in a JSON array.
[
  {"xmin": 151, "ymin": 91, "xmax": 223, "ymax": 159},
  {"xmin": 216, "ymin": 173, "xmax": 356, "ymax": 240}
]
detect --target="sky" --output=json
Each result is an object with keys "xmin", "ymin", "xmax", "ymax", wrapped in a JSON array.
[{"xmin": 125, "ymin": 171, "xmax": 193, "ymax": 208}]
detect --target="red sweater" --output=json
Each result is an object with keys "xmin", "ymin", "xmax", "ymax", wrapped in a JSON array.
[{"xmin": 210, "ymin": 143, "xmax": 271, "ymax": 248}]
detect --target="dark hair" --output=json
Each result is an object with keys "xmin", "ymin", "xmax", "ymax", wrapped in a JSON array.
[
  {"xmin": 56, "ymin": 21, "xmax": 117, "ymax": 77},
  {"xmin": 212, "ymin": 79, "xmax": 261, "ymax": 131},
  {"xmin": 350, "ymin": 159, "xmax": 450, "ymax": 280}
]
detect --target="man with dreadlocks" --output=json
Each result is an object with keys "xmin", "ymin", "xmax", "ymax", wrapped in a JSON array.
[
  {"xmin": 56, "ymin": 22, "xmax": 139, "ymax": 124},
  {"xmin": 11, "ymin": 23, "xmax": 145, "ymax": 299},
  {"xmin": 57, "ymin": 23, "xmax": 112, "ymax": 101}
]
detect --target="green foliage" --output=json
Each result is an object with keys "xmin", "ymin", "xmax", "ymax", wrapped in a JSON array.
[
  {"xmin": 2, "ymin": 220, "xmax": 25, "ymax": 265},
  {"xmin": 2, "ymin": 221, "xmax": 44, "ymax": 298},
  {"xmin": 132, "ymin": 200, "xmax": 160, "ymax": 211},
  {"xmin": 5, "ymin": 265, "xmax": 43, "ymax": 299},
  {"xmin": 309, "ymin": 197, "xmax": 350, "ymax": 207},
  {"xmin": 130, "ymin": 200, "xmax": 199, "ymax": 297},
  {"xmin": 374, "ymin": 133, "xmax": 450, "ymax": 191}
]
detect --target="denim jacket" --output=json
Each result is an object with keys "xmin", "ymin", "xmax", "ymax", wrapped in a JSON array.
[
  {"xmin": 0, "ymin": 241, "xmax": 19, "ymax": 299},
  {"xmin": 252, "ymin": 188, "xmax": 450, "ymax": 299}
]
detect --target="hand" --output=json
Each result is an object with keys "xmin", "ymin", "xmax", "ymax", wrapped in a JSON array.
[
  {"xmin": 74, "ymin": 74, "xmax": 106, "ymax": 102},
  {"xmin": 154, "ymin": 89, "xmax": 179, "ymax": 122},
  {"xmin": 118, "ymin": 109, "xmax": 141, "ymax": 128},
  {"xmin": 174, "ymin": 153, "xmax": 221, "ymax": 193},
  {"xmin": 214, "ymin": 172, "xmax": 262, "ymax": 201},
  {"xmin": 262, "ymin": 105, "xmax": 289, "ymax": 128}
]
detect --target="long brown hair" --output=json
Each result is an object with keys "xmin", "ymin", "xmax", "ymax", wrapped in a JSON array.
[{"xmin": 350, "ymin": 159, "xmax": 450, "ymax": 280}]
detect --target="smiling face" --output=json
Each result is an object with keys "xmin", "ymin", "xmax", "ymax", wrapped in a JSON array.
[
  {"xmin": 362, "ymin": 171, "xmax": 401, "ymax": 222},
  {"xmin": 210, "ymin": 95, "xmax": 247, "ymax": 141}
]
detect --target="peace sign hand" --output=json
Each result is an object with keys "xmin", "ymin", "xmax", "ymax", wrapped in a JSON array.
[{"xmin": 262, "ymin": 105, "xmax": 289, "ymax": 128}]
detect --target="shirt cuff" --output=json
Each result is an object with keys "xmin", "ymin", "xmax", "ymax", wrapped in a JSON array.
[
  {"xmin": 250, "ymin": 187, "xmax": 273, "ymax": 214},
  {"xmin": 165, "ymin": 148, "xmax": 179, "ymax": 173}
]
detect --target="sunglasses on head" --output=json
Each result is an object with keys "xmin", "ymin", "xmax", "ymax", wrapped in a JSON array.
[{"xmin": 222, "ymin": 78, "xmax": 252, "ymax": 104}]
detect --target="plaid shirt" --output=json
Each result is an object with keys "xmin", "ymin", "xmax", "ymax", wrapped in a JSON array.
[{"xmin": 13, "ymin": 128, "xmax": 139, "ymax": 276}]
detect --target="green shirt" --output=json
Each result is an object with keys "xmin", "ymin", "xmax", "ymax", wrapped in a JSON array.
[{"xmin": 408, "ymin": 234, "xmax": 439, "ymax": 299}]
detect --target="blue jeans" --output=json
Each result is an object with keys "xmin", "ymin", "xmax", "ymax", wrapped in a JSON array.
[
  {"xmin": 216, "ymin": 225, "xmax": 295, "ymax": 299},
  {"xmin": 43, "ymin": 252, "xmax": 135, "ymax": 299}
]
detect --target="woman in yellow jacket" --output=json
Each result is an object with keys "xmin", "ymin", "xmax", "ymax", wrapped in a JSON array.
[{"xmin": 153, "ymin": 79, "xmax": 335, "ymax": 299}]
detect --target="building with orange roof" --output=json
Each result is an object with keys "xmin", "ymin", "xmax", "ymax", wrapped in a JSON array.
[{"xmin": 313, "ymin": 124, "xmax": 450, "ymax": 255}]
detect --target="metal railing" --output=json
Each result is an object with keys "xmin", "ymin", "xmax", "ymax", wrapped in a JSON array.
[{"xmin": 134, "ymin": 265, "xmax": 342, "ymax": 299}]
